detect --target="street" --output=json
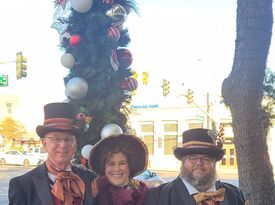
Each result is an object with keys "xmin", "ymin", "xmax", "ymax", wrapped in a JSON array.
[
  {"xmin": 0, "ymin": 166, "xmax": 33, "ymax": 205},
  {"xmin": 0, "ymin": 166, "xmax": 239, "ymax": 205}
]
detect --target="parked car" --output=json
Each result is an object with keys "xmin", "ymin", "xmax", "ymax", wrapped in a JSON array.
[
  {"xmin": 0, "ymin": 150, "xmax": 43, "ymax": 166},
  {"xmin": 134, "ymin": 169, "xmax": 164, "ymax": 188},
  {"xmin": 28, "ymin": 147, "xmax": 48, "ymax": 163}
]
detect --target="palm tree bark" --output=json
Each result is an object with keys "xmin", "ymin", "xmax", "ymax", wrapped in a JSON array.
[{"xmin": 222, "ymin": 0, "xmax": 275, "ymax": 204}]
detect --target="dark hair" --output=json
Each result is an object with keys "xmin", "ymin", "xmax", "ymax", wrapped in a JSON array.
[{"xmin": 99, "ymin": 138, "xmax": 137, "ymax": 177}]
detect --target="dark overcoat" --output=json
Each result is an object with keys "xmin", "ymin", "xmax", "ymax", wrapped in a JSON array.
[
  {"xmin": 8, "ymin": 163, "xmax": 95, "ymax": 205},
  {"xmin": 145, "ymin": 177, "xmax": 245, "ymax": 205}
]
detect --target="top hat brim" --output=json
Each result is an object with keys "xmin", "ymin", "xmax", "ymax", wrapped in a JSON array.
[
  {"xmin": 89, "ymin": 134, "xmax": 148, "ymax": 177},
  {"xmin": 174, "ymin": 147, "xmax": 224, "ymax": 161},
  {"xmin": 36, "ymin": 125, "xmax": 82, "ymax": 138}
]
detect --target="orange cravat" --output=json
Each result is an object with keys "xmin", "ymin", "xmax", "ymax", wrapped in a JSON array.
[
  {"xmin": 46, "ymin": 160, "xmax": 85, "ymax": 205},
  {"xmin": 193, "ymin": 188, "xmax": 225, "ymax": 205}
]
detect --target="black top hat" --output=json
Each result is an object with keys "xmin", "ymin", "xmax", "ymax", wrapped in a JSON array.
[
  {"xmin": 89, "ymin": 134, "xmax": 148, "ymax": 177},
  {"xmin": 36, "ymin": 102, "xmax": 81, "ymax": 138},
  {"xmin": 174, "ymin": 128, "xmax": 224, "ymax": 161}
]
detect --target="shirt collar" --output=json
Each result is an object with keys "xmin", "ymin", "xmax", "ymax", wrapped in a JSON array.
[{"xmin": 48, "ymin": 165, "xmax": 72, "ymax": 182}]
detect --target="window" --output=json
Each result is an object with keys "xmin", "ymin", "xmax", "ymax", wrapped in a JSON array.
[
  {"xmin": 141, "ymin": 124, "xmax": 154, "ymax": 132},
  {"xmin": 164, "ymin": 124, "xmax": 177, "ymax": 132},
  {"xmin": 140, "ymin": 122, "xmax": 154, "ymax": 155},
  {"xmin": 163, "ymin": 121, "xmax": 178, "ymax": 155},
  {"xmin": 164, "ymin": 135, "xmax": 177, "ymax": 155},
  {"xmin": 143, "ymin": 135, "xmax": 154, "ymax": 155},
  {"xmin": 188, "ymin": 123, "xmax": 203, "ymax": 129}
]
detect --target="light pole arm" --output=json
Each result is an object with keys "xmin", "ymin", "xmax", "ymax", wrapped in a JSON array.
[
  {"xmin": 192, "ymin": 101, "xmax": 216, "ymax": 123},
  {"xmin": 0, "ymin": 61, "xmax": 15, "ymax": 65}
]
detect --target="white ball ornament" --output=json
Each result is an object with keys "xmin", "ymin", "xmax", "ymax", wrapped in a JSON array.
[
  {"xmin": 81, "ymin": 144, "xmax": 93, "ymax": 160},
  {"xmin": 65, "ymin": 77, "xmax": 88, "ymax": 99},
  {"xmin": 70, "ymin": 0, "xmax": 93, "ymax": 13},
  {"xmin": 61, "ymin": 53, "xmax": 75, "ymax": 69},
  {"xmin": 101, "ymin": 123, "xmax": 123, "ymax": 139}
]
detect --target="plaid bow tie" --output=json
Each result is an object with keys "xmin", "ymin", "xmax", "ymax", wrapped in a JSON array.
[{"xmin": 193, "ymin": 188, "xmax": 225, "ymax": 205}]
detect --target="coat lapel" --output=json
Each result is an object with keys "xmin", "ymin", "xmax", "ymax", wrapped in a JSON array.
[
  {"xmin": 72, "ymin": 166, "xmax": 93, "ymax": 205},
  {"xmin": 174, "ymin": 177, "xmax": 197, "ymax": 205},
  {"xmin": 32, "ymin": 163, "xmax": 55, "ymax": 205}
]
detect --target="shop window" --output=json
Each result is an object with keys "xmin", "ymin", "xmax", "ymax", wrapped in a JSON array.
[
  {"xmin": 188, "ymin": 123, "xmax": 203, "ymax": 129},
  {"xmin": 164, "ymin": 124, "xmax": 177, "ymax": 132},
  {"xmin": 141, "ymin": 123, "xmax": 154, "ymax": 132},
  {"xmin": 143, "ymin": 135, "xmax": 154, "ymax": 155},
  {"xmin": 163, "ymin": 121, "xmax": 178, "ymax": 155},
  {"xmin": 140, "ymin": 122, "xmax": 154, "ymax": 155},
  {"xmin": 164, "ymin": 135, "xmax": 177, "ymax": 155}
]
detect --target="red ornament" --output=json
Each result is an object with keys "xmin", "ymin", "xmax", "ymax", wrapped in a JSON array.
[
  {"xmin": 107, "ymin": 26, "xmax": 120, "ymax": 41},
  {"xmin": 120, "ymin": 78, "xmax": 138, "ymax": 91},
  {"xmin": 70, "ymin": 34, "xmax": 81, "ymax": 47},
  {"xmin": 117, "ymin": 48, "xmax": 133, "ymax": 69}
]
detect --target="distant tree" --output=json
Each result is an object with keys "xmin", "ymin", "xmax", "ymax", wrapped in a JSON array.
[
  {"xmin": 262, "ymin": 68, "xmax": 275, "ymax": 131},
  {"xmin": 222, "ymin": 0, "xmax": 275, "ymax": 204},
  {"xmin": 0, "ymin": 117, "xmax": 27, "ymax": 142}
]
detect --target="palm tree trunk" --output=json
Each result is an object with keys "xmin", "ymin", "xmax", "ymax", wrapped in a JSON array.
[{"xmin": 222, "ymin": 0, "xmax": 275, "ymax": 204}]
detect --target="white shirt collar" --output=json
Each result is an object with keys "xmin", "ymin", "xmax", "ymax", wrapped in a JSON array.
[
  {"xmin": 47, "ymin": 165, "xmax": 72, "ymax": 182},
  {"xmin": 181, "ymin": 177, "xmax": 216, "ymax": 195}
]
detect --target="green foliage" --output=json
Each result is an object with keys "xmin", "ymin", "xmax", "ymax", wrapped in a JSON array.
[
  {"xmin": 58, "ymin": 1, "xmax": 138, "ymax": 160},
  {"xmin": 262, "ymin": 68, "xmax": 275, "ymax": 130},
  {"xmin": 0, "ymin": 117, "xmax": 27, "ymax": 141}
]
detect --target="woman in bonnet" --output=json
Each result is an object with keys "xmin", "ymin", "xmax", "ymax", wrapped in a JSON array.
[{"xmin": 89, "ymin": 133, "xmax": 149, "ymax": 205}]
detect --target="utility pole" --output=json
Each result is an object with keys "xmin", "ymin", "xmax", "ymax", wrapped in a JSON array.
[{"xmin": 206, "ymin": 92, "xmax": 211, "ymax": 129}]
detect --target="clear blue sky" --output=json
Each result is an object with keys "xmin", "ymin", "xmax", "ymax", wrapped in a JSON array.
[{"xmin": 0, "ymin": 0, "xmax": 274, "ymax": 130}]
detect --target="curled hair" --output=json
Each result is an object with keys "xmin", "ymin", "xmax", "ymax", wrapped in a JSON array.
[{"xmin": 99, "ymin": 134, "xmax": 137, "ymax": 177}]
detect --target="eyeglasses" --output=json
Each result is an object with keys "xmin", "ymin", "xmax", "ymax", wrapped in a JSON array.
[
  {"xmin": 185, "ymin": 155, "xmax": 214, "ymax": 164},
  {"xmin": 45, "ymin": 136, "xmax": 76, "ymax": 145}
]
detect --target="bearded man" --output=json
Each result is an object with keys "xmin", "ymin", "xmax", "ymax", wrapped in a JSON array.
[{"xmin": 145, "ymin": 128, "xmax": 246, "ymax": 205}]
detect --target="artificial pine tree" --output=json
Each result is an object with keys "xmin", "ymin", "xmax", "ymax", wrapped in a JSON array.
[{"xmin": 52, "ymin": 0, "xmax": 139, "ymax": 161}]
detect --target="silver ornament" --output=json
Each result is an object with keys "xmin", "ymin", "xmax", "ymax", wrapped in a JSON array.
[
  {"xmin": 65, "ymin": 77, "xmax": 88, "ymax": 99},
  {"xmin": 101, "ymin": 123, "xmax": 123, "ymax": 139}
]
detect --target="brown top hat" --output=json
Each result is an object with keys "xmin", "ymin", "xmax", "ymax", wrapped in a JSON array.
[
  {"xmin": 36, "ymin": 102, "xmax": 81, "ymax": 138},
  {"xmin": 174, "ymin": 128, "xmax": 224, "ymax": 161},
  {"xmin": 89, "ymin": 134, "xmax": 148, "ymax": 177}
]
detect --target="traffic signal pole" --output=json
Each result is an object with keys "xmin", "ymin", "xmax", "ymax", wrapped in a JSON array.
[
  {"xmin": 185, "ymin": 90, "xmax": 216, "ymax": 129},
  {"xmin": 0, "ymin": 52, "xmax": 28, "ymax": 88},
  {"xmin": 0, "ymin": 60, "xmax": 16, "ymax": 65}
]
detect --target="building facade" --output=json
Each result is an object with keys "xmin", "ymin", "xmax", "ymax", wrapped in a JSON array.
[{"xmin": 129, "ymin": 99, "xmax": 274, "ymax": 175}]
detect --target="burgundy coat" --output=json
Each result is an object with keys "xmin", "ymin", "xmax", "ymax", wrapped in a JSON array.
[{"xmin": 95, "ymin": 175, "xmax": 149, "ymax": 205}]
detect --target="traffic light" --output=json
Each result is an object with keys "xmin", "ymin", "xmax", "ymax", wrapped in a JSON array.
[
  {"xmin": 186, "ymin": 89, "xmax": 194, "ymax": 104},
  {"xmin": 16, "ymin": 52, "xmax": 27, "ymax": 80},
  {"xmin": 162, "ymin": 79, "xmax": 170, "ymax": 96},
  {"xmin": 142, "ymin": 72, "xmax": 149, "ymax": 85}
]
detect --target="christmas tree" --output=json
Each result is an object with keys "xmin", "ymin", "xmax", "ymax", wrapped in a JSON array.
[{"xmin": 52, "ymin": 0, "xmax": 139, "ymax": 160}]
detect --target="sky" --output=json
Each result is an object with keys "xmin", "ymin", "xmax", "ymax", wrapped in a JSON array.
[{"xmin": 0, "ymin": 0, "xmax": 274, "ymax": 131}]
